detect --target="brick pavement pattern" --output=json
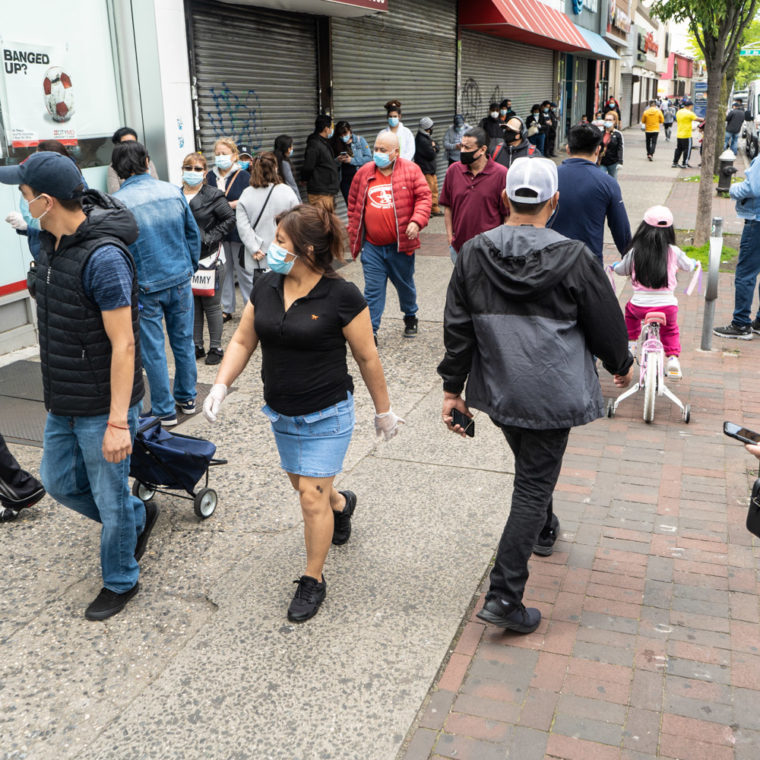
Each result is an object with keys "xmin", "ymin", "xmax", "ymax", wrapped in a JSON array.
[{"xmin": 400, "ymin": 129, "xmax": 760, "ymax": 760}]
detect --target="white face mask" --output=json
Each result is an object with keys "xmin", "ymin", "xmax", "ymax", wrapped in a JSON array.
[{"xmin": 28, "ymin": 194, "xmax": 50, "ymax": 221}]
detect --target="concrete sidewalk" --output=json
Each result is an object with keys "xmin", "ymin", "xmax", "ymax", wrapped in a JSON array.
[{"xmin": 398, "ymin": 127, "xmax": 760, "ymax": 759}]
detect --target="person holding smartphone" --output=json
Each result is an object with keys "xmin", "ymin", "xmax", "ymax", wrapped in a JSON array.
[
  {"xmin": 329, "ymin": 120, "xmax": 371, "ymax": 204},
  {"xmin": 438, "ymin": 158, "xmax": 633, "ymax": 635}
]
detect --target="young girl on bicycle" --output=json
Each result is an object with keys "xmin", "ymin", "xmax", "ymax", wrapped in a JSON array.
[{"xmin": 611, "ymin": 205, "xmax": 697, "ymax": 379}]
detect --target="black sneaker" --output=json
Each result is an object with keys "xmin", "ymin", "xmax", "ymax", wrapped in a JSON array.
[
  {"xmin": 671, "ymin": 163, "xmax": 679, "ymax": 168},
  {"xmin": 287, "ymin": 575, "xmax": 326, "ymax": 623},
  {"xmin": 205, "ymin": 347, "xmax": 224, "ymax": 365},
  {"xmin": 533, "ymin": 514, "xmax": 560, "ymax": 556},
  {"xmin": 403, "ymin": 315, "xmax": 418, "ymax": 337},
  {"xmin": 135, "ymin": 502, "xmax": 159, "ymax": 562},
  {"xmin": 476, "ymin": 597, "xmax": 541, "ymax": 633},
  {"xmin": 752, "ymin": 318, "xmax": 760, "ymax": 335},
  {"xmin": 0, "ymin": 506, "xmax": 20, "ymax": 522},
  {"xmin": 332, "ymin": 490, "xmax": 357, "ymax": 545},
  {"xmin": 159, "ymin": 414, "xmax": 178, "ymax": 427},
  {"xmin": 0, "ymin": 483, "xmax": 46, "ymax": 511},
  {"xmin": 85, "ymin": 583, "xmax": 139, "ymax": 621},
  {"xmin": 195, "ymin": 345, "xmax": 206, "ymax": 359},
  {"xmin": 713, "ymin": 322, "xmax": 753, "ymax": 340}
]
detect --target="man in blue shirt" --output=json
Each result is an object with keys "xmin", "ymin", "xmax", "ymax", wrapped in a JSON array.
[
  {"xmin": 0, "ymin": 152, "xmax": 155, "ymax": 620},
  {"xmin": 552, "ymin": 124, "xmax": 631, "ymax": 264},
  {"xmin": 113, "ymin": 142, "xmax": 201, "ymax": 425}
]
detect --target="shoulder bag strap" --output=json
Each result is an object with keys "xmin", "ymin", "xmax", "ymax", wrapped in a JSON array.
[
  {"xmin": 251, "ymin": 186, "xmax": 276, "ymax": 230},
  {"xmin": 223, "ymin": 170, "xmax": 241, "ymax": 198}
]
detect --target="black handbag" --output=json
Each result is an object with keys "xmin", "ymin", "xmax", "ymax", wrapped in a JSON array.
[{"xmin": 748, "ymin": 477, "xmax": 760, "ymax": 538}]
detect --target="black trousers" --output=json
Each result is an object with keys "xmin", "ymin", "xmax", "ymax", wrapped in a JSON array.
[
  {"xmin": 0, "ymin": 433, "xmax": 42, "ymax": 507},
  {"xmin": 546, "ymin": 130, "xmax": 556, "ymax": 156},
  {"xmin": 673, "ymin": 138, "xmax": 692, "ymax": 166},
  {"xmin": 487, "ymin": 423, "xmax": 570, "ymax": 605},
  {"xmin": 645, "ymin": 132, "xmax": 659, "ymax": 156}
]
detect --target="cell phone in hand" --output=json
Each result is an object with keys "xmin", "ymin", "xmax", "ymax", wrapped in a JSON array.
[
  {"xmin": 723, "ymin": 421, "xmax": 760, "ymax": 445},
  {"xmin": 451, "ymin": 408, "xmax": 475, "ymax": 437}
]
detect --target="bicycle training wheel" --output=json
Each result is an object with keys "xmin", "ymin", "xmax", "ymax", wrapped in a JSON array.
[{"xmin": 643, "ymin": 356, "xmax": 657, "ymax": 423}]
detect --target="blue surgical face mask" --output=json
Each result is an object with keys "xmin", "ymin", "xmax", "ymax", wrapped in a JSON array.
[
  {"xmin": 267, "ymin": 242, "xmax": 298, "ymax": 275},
  {"xmin": 238, "ymin": 160, "xmax": 250, "ymax": 170},
  {"xmin": 388, "ymin": 116, "xmax": 399, "ymax": 128},
  {"xmin": 604, "ymin": 121, "xmax": 614, "ymax": 129},
  {"xmin": 183, "ymin": 171, "xmax": 204, "ymax": 186},
  {"xmin": 327, "ymin": 130, "xmax": 334, "ymax": 139},
  {"xmin": 341, "ymin": 134, "xmax": 351, "ymax": 143},
  {"xmin": 215, "ymin": 154, "xmax": 232, "ymax": 170},
  {"xmin": 373, "ymin": 151, "xmax": 392, "ymax": 168}
]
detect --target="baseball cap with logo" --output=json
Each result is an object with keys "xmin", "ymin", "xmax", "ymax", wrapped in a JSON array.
[
  {"xmin": 0, "ymin": 151, "xmax": 84, "ymax": 199},
  {"xmin": 506, "ymin": 157, "xmax": 558, "ymax": 204}
]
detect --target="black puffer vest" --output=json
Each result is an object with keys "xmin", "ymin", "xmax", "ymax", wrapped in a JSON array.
[{"xmin": 35, "ymin": 190, "xmax": 144, "ymax": 416}]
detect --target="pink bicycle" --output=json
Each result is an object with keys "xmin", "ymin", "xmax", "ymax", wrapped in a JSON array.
[{"xmin": 606, "ymin": 311, "xmax": 690, "ymax": 424}]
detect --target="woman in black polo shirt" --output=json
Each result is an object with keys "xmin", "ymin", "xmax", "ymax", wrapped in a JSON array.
[{"xmin": 202, "ymin": 204, "xmax": 403, "ymax": 623}]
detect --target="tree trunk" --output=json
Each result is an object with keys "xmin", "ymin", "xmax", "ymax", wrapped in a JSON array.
[
  {"xmin": 714, "ymin": 73, "xmax": 729, "ymax": 173},
  {"xmin": 696, "ymin": 60, "xmax": 725, "ymax": 246}
]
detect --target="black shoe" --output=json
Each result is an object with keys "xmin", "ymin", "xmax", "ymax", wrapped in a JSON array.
[
  {"xmin": 0, "ymin": 506, "xmax": 20, "ymax": 522},
  {"xmin": 714, "ymin": 322, "xmax": 753, "ymax": 340},
  {"xmin": 195, "ymin": 345, "xmax": 206, "ymax": 359},
  {"xmin": 135, "ymin": 502, "xmax": 159, "ymax": 561},
  {"xmin": 0, "ymin": 483, "xmax": 45, "ymax": 511},
  {"xmin": 752, "ymin": 318, "xmax": 760, "ymax": 335},
  {"xmin": 85, "ymin": 583, "xmax": 139, "ymax": 621},
  {"xmin": 403, "ymin": 315, "xmax": 418, "ymax": 337},
  {"xmin": 287, "ymin": 575, "xmax": 326, "ymax": 623},
  {"xmin": 205, "ymin": 347, "xmax": 224, "ymax": 365},
  {"xmin": 332, "ymin": 490, "xmax": 357, "ymax": 545},
  {"xmin": 222, "ymin": 312, "xmax": 233, "ymax": 323},
  {"xmin": 476, "ymin": 597, "xmax": 541, "ymax": 633},
  {"xmin": 533, "ymin": 514, "xmax": 560, "ymax": 556},
  {"xmin": 671, "ymin": 163, "xmax": 679, "ymax": 168}
]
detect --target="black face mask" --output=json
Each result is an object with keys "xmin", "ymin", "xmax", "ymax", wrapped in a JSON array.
[
  {"xmin": 460, "ymin": 149, "xmax": 479, "ymax": 165},
  {"xmin": 503, "ymin": 129, "xmax": 520, "ymax": 144}
]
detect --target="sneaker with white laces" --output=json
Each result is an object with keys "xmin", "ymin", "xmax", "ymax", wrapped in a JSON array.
[{"xmin": 666, "ymin": 356, "xmax": 682, "ymax": 380}]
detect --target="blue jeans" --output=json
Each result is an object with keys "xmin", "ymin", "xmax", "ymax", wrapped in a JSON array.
[
  {"xmin": 725, "ymin": 131, "xmax": 739, "ymax": 154},
  {"xmin": 529, "ymin": 133, "xmax": 546, "ymax": 154},
  {"xmin": 40, "ymin": 404, "xmax": 144, "ymax": 592},
  {"xmin": 599, "ymin": 163, "xmax": 619, "ymax": 179},
  {"xmin": 140, "ymin": 281, "xmax": 197, "ymax": 417},
  {"xmin": 733, "ymin": 219, "xmax": 760, "ymax": 326},
  {"xmin": 360, "ymin": 242, "xmax": 418, "ymax": 332},
  {"xmin": 450, "ymin": 244, "xmax": 458, "ymax": 264}
]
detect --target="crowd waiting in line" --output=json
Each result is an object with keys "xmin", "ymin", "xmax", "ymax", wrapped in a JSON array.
[{"xmin": 4, "ymin": 91, "xmax": 760, "ymax": 630}]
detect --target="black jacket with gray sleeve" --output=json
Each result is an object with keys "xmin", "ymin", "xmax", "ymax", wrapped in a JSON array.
[{"xmin": 438, "ymin": 225, "xmax": 633, "ymax": 429}]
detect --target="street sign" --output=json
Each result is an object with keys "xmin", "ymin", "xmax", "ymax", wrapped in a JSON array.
[{"xmin": 740, "ymin": 49, "xmax": 760, "ymax": 56}]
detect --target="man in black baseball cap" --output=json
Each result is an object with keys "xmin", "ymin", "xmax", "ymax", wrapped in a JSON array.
[{"xmin": 0, "ymin": 151, "xmax": 155, "ymax": 621}]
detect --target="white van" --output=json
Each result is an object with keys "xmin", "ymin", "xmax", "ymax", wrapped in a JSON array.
[{"xmin": 744, "ymin": 81, "xmax": 760, "ymax": 158}]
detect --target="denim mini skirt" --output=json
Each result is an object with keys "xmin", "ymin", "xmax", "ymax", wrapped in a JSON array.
[{"xmin": 262, "ymin": 392, "xmax": 355, "ymax": 478}]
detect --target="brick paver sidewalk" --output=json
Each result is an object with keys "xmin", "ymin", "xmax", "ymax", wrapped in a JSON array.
[{"xmin": 400, "ymin": 246, "xmax": 760, "ymax": 757}]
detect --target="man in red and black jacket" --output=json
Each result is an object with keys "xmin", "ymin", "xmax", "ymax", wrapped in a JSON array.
[{"xmin": 347, "ymin": 131, "xmax": 432, "ymax": 342}]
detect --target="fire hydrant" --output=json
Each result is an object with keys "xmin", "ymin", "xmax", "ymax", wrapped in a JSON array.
[{"xmin": 717, "ymin": 148, "xmax": 737, "ymax": 195}]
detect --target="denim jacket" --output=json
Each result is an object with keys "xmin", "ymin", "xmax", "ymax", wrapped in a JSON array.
[
  {"xmin": 114, "ymin": 174, "xmax": 201, "ymax": 292},
  {"xmin": 349, "ymin": 134, "xmax": 373, "ymax": 168},
  {"xmin": 730, "ymin": 154, "xmax": 760, "ymax": 221}
]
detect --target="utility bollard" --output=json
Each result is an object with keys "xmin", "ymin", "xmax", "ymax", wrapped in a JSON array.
[{"xmin": 700, "ymin": 217, "xmax": 722, "ymax": 351}]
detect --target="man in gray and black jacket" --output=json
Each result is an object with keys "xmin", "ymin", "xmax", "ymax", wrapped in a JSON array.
[{"xmin": 438, "ymin": 157, "xmax": 633, "ymax": 634}]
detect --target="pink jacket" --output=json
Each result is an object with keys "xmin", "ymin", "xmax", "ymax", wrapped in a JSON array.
[{"xmin": 347, "ymin": 157, "xmax": 432, "ymax": 258}]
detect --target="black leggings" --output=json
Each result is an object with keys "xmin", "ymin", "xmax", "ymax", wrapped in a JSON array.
[{"xmin": 673, "ymin": 138, "xmax": 692, "ymax": 166}]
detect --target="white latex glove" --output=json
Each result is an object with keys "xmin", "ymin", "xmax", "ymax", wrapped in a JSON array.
[
  {"xmin": 203, "ymin": 383, "xmax": 228, "ymax": 423},
  {"xmin": 5, "ymin": 212, "xmax": 27, "ymax": 231},
  {"xmin": 374, "ymin": 409, "xmax": 405, "ymax": 441}
]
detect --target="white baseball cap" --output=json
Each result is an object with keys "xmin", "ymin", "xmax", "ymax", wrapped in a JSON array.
[{"xmin": 506, "ymin": 157, "xmax": 558, "ymax": 204}]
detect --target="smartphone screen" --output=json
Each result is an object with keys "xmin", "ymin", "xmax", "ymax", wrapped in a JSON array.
[
  {"xmin": 724, "ymin": 421, "xmax": 760, "ymax": 444},
  {"xmin": 452, "ymin": 409, "xmax": 475, "ymax": 437}
]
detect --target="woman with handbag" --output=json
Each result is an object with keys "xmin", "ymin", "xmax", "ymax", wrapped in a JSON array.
[
  {"xmin": 236, "ymin": 152, "xmax": 300, "ymax": 284},
  {"xmin": 206, "ymin": 137, "xmax": 251, "ymax": 322},
  {"xmin": 599, "ymin": 112, "xmax": 624, "ymax": 179},
  {"xmin": 182, "ymin": 153, "xmax": 235, "ymax": 365}
]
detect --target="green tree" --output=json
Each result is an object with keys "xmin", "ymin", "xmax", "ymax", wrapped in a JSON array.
[
  {"xmin": 652, "ymin": 0, "xmax": 758, "ymax": 245},
  {"xmin": 735, "ymin": 20, "xmax": 760, "ymax": 88}
]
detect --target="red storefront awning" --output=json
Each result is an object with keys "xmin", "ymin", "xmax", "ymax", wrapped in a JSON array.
[{"xmin": 460, "ymin": 0, "xmax": 591, "ymax": 53}]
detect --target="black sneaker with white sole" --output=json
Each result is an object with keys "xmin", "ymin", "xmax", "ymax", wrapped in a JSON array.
[
  {"xmin": 533, "ymin": 514, "xmax": 560, "ymax": 556},
  {"xmin": 332, "ymin": 490, "xmax": 357, "ymax": 545},
  {"xmin": 476, "ymin": 597, "xmax": 541, "ymax": 633},
  {"xmin": 403, "ymin": 315, "xmax": 418, "ymax": 337},
  {"xmin": 713, "ymin": 322, "xmax": 752, "ymax": 340},
  {"xmin": 287, "ymin": 575, "xmax": 326, "ymax": 622}
]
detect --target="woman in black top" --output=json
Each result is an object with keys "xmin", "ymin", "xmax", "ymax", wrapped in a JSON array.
[
  {"xmin": 203, "ymin": 204, "xmax": 403, "ymax": 623},
  {"xmin": 599, "ymin": 111, "xmax": 624, "ymax": 179},
  {"xmin": 181, "ymin": 153, "xmax": 235, "ymax": 364}
]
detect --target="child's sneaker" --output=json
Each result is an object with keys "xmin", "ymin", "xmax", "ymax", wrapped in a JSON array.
[{"xmin": 666, "ymin": 356, "xmax": 682, "ymax": 379}]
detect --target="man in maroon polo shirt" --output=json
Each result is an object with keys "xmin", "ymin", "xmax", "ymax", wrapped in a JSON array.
[{"xmin": 439, "ymin": 127, "xmax": 509, "ymax": 263}]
